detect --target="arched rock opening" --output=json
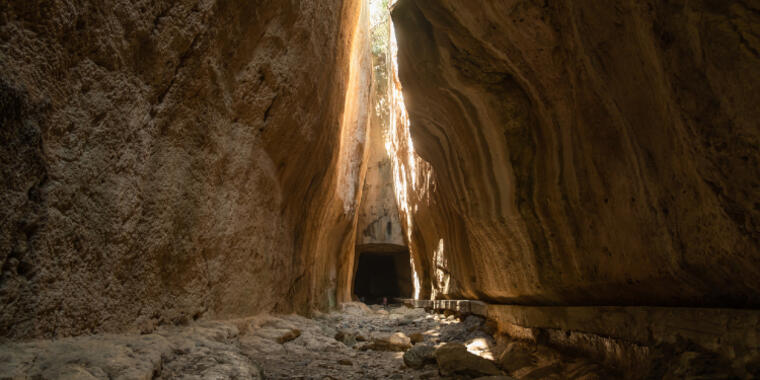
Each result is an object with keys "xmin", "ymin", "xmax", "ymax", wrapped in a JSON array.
[{"xmin": 353, "ymin": 244, "xmax": 412, "ymax": 304}]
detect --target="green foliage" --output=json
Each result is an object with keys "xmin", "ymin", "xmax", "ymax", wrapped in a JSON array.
[
  {"xmin": 370, "ymin": 0, "xmax": 390, "ymax": 28},
  {"xmin": 369, "ymin": 0, "xmax": 391, "ymax": 122}
]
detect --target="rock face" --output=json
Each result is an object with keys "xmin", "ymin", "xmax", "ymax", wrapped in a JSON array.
[
  {"xmin": 0, "ymin": 0, "xmax": 370, "ymax": 339},
  {"xmin": 355, "ymin": 87, "xmax": 405, "ymax": 248},
  {"xmin": 390, "ymin": 0, "xmax": 760, "ymax": 307}
]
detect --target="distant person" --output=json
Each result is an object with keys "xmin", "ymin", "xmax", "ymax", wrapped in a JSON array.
[{"xmin": 382, "ymin": 297, "xmax": 388, "ymax": 307}]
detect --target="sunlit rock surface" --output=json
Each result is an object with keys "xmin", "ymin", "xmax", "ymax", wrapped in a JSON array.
[
  {"xmin": 0, "ymin": 305, "xmax": 527, "ymax": 380},
  {"xmin": 391, "ymin": 0, "xmax": 760, "ymax": 307},
  {"xmin": 0, "ymin": 0, "xmax": 370, "ymax": 338},
  {"xmin": 355, "ymin": 101, "xmax": 405, "ymax": 248}
]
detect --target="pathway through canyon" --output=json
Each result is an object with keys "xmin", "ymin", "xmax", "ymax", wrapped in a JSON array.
[
  {"xmin": 0, "ymin": 0, "xmax": 758, "ymax": 378},
  {"xmin": 1, "ymin": 303, "xmax": 620, "ymax": 379}
]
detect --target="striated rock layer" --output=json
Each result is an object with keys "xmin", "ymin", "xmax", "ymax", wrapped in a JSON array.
[
  {"xmin": 0, "ymin": 0, "xmax": 370, "ymax": 339},
  {"xmin": 355, "ymin": 105, "xmax": 405, "ymax": 249},
  {"xmin": 391, "ymin": 0, "xmax": 760, "ymax": 307}
]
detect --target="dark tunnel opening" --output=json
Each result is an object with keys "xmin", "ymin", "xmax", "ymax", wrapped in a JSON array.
[{"xmin": 353, "ymin": 250, "xmax": 412, "ymax": 304}]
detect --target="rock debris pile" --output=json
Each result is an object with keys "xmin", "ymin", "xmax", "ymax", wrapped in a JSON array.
[{"xmin": 0, "ymin": 302, "xmax": 614, "ymax": 379}]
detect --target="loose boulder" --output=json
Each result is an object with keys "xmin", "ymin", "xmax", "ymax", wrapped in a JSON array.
[
  {"xmin": 434, "ymin": 343, "xmax": 502, "ymax": 377},
  {"xmin": 403, "ymin": 344, "xmax": 435, "ymax": 369},
  {"xmin": 363, "ymin": 332, "xmax": 412, "ymax": 351}
]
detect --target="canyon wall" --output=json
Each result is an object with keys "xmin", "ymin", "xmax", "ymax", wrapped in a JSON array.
[
  {"xmin": 0, "ymin": 0, "xmax": 370, "ymax": 339},
  {"xmin": 355, "ymin": 111, "xmax": 405, "ymax": 249},
  {"xmin": 391, "ymin": 0, "xmax": 760, "ymax": 307}
]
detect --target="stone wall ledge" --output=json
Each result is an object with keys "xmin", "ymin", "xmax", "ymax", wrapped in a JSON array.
[{"xmin": 402, "ymin": 299, "xmax": 760, "ymax": 373}]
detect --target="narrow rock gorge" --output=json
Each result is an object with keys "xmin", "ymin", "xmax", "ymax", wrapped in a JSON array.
[{"xmin": 1, "ymin": 0, "xmax": 758, "ymax": 379}]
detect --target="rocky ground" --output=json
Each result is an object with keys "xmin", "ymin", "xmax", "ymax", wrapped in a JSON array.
[{"xmin": 0, "ymin": 303, "xmax": 613, "ymax": 379}]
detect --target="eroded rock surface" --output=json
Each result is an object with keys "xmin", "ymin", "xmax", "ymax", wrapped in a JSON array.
[
  {"xmin": 404, "ymin": 343, "xmax": 435, "ymax": 369},
  {"xmin": 0, "ymin": 0, "xmax": 370, "ymax": 339},
  {"xmin": 0, "ymin": 322, "xmax": 262, "ymax": 379},
  {"xmin": 390, "ymin": 0, "xmax": 760, "ymax": 307},
  {"xmin": 0, "ymin": 304, "xmax": 621, "ymax": 379},
  {"xmin": 434, "ymin": 342, "xmax": 502, "ymax": 378}
]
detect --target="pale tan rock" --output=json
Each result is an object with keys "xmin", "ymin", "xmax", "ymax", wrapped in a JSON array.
[
  {"xmin": 0, "ymin": 322, "xmax": 262, "ymax": 379},
  {"xmin": 409, "ymin": 332, "xmax": 425, "ymax": 344},
  {"xmin": 340, "ymin": 302, "xmax": 373, "ymax": 316},
  {"xmin": 0, "ymin": 307, "xmax": 620, "ymax": 379},
  {"xmin": 434, "ymin": 342, "xmax": 502, "ymax": 377},
  {"xmin": 363, "ymin": 332, "xmax": 412, "ymax": 352},
  {"xmin": 355, "ymin": 71, "xmax": 405, "ymax": 248}
]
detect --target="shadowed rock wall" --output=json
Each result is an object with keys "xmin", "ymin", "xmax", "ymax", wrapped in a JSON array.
[
  {"xmin": 391, "ymin": 0, "xmax": 760, "ymax": 307},
  {"xmin": 355, "ymin": 99, "xmax": 404, "ymax": 248},
  {"xmin": 0, "ymin": 0, "xmax": 370, "ymax": 339}
]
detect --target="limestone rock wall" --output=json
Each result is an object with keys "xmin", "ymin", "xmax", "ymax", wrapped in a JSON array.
[
  {"xmin": 391, "ymin": 0, "xmax": 760, "ymax": 307},
  {"xmin": 355, "ymin": 107, "xmax": 405, "ymax": 248},
  {"xmin": 0, "ymin": 0, "xmax": 370, "ymax": 339}
]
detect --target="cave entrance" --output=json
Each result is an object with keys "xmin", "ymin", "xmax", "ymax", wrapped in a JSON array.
[{"xmin": 353, "ymin": 247, "xmax": 412, "ymax": 304}]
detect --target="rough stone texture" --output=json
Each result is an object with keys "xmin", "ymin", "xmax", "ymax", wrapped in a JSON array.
[
  {"xmin": 434, "ymin": 342, "xmax": 502, "ymax": 377},
  {"xmin": 0, "ymin": 322, "xmax": 263, "ymax": 379},
  {"xmin": 0, "ymin": 305, "xmax": 623, "ymax": 379},
  {"xmin": 487, "ymin": 304, "xmax": 760, "ymax": 377},
  {"xmin": 362, "ymin": 331, "xmax": 412, "ymax": 352},
  {"xmin": 405, "ymin": 298, "xmax": 760, "ymax": 377},
  {"xmin": 497, "ymin": 343, "xmax": 539, "ymax": 374},
  {"xmin": 0, "ymin": 0, "xmax": 370, "ymax": 339},
  {"xmin": 403, "ymin": 343, "xmax": 435, "ymax": 369},
  {"xmin": 391, "ymin": 0, "xmax": 760, "ymax": 307},
  {"xmin": 351, "ymin": 29, "xmax": 409, "ymax": 299},
  {"xmin": 355, "ymin": 86, "xmax": 405, "ymax": 248}
]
